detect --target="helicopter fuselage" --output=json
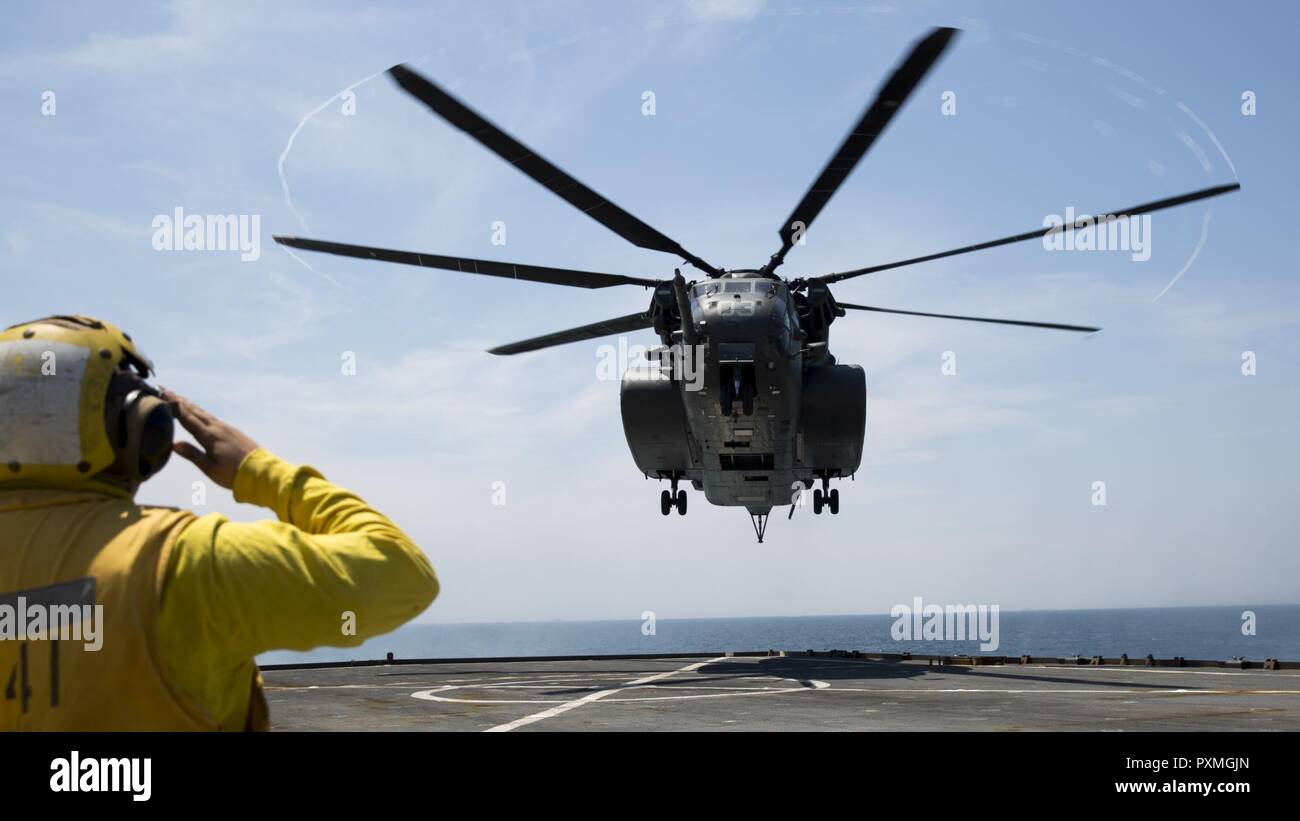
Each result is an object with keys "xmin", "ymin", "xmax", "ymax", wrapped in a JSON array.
[{"xmin": 620, "ymin": 272, "xmax": 866, "ymax": 518}]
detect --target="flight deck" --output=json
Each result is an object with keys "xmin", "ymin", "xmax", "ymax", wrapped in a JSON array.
[{"xmin": 262, "ymin": 651, "xmax": 1300, "ymax": 731}]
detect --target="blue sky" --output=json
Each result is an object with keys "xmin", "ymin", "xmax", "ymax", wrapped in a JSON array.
[{"xmin": 2, "ymin": 0, "xmax": 1298, "ymax": 623}]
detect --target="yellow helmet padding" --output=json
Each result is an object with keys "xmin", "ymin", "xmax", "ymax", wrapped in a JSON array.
[{"xmin": 0, "ymin": 315, "xmax": 155, "ymax": 490}]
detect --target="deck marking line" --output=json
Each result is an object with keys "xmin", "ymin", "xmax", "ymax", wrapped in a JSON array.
[
  {"xmin": 483, "ymin": 656, "xmax": 727, "ymax": 732},
  {"xmin": 816, "ymin": 687, "xmax": 1300, "ymax": 695}
]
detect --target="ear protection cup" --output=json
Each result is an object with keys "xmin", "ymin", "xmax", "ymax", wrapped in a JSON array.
[
  {"xmin": 103, "ymin": 372, "xmax": 175, "ymax": 487},
  {"xmin": 120, "ymin": 390, "xmax": 174, "ymax": 482}
]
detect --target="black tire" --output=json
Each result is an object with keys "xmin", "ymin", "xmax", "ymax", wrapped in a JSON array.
[
  {"xmin": 660, "ymin": 489, "xmax": 672, "ymax": 516},
  {"xmin": 813, "ymin": 487, "xmax": 824, "ymax": 515},
  {"xmin": 676, "ymin": 489, "xmax": 687, "ymax": 515},
  {"xmin": 741, "ymin": 382, "xmax": 755, "ymax": 416},
  {"xmin": 829, "ymin": 487, "xmax": 840, "ymax": 515}
]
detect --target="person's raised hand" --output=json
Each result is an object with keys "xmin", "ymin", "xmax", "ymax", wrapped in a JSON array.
[{"xmin": 164, "ymin": 390, "xmax": 259, "ymax": 489}]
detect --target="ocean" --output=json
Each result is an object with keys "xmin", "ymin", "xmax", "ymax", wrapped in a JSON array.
[{"xmin": 258, "ymin": 604, "xmax": 1300, "ymax": 666}]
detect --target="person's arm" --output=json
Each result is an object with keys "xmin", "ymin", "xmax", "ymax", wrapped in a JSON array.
[{"xmin": 159, "ymin": 393, "xmax": 438, "ymax": 658}]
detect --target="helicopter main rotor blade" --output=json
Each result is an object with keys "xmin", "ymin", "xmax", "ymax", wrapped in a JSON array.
[
  {"xmin": 821, "ymin": 182, "xmax": 1241, "ymax": 284},
  {"xmin": 838, "ymin": 302, "xmax": 1099, "ymax": 333},
  {"xmin": 388, "ymin": 64, "xmax": 720, "ymax": 277},
  {"xmin": 488, "ymin": 312, "xmax": 654, "ymax": 355},
  {"xmin": 274, "ymin": 235, "xmax": 660, "ymax": 289},
  {"xmin": 762, "ymin": 26, "xmax": 958, "ymax": 276}
]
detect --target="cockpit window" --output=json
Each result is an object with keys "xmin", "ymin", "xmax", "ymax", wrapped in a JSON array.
[
  {"xmin": 724, "ymin": 282, "xmax": 751, "ymax": 293},
  {"xmin": 693, "ymin": 283, "xmax": 718, "ymax": 298}
]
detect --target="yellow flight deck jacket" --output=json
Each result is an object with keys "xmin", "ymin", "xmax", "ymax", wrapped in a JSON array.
[{"xmin": 0, "ymin": 448, "xmax": 439, "ymax": 731}]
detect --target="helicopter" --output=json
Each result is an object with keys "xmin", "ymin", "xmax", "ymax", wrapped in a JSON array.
[{"xmin": 275, "ymin": 26, "xmax": 1239, "ymax": 542}]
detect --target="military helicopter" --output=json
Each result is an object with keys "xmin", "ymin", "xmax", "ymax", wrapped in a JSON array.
[{"xmin": 275, "ymin": 27, "xmax": 1239, "ymax": 542}]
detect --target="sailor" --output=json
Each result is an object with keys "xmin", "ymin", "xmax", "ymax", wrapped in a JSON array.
[{"xmin": 0, "ymin": 316, "xmax": 439, "ymax": 730}]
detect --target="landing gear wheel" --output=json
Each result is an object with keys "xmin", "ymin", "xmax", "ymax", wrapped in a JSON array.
[
  {"xmin": 719, "ymin": 380, "xmax": 735, "ymax": 416},
  {"xmin": 675, "ymin": 489, "xmax": 687, "ymax": 515},
  {"xmin": 740, "ymin": 382, "xmax": 755, "ymax": 416},
  {"xmin": 660, "ymin": 489, "xmax": 672, "ymax": 516},
  {"xmin": 828, "ymin": 488, "xmax": 840, "ymax": 515},
  {"xmin": 813, "ymin": 488, "xmax": 824, "ymax": 515}
]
